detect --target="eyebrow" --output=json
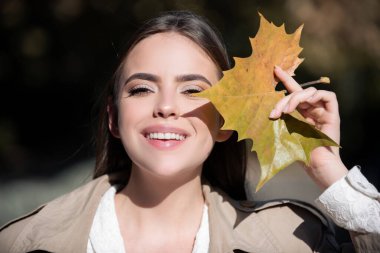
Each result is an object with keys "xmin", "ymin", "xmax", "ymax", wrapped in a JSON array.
[
  {"xmin": 175, "ymin": 74, "xmax": 212, "ymax": 86},
  {"xmin": 124, "ymin": 73, "xmax": 212, "ymax": 87},
  {"xmin": 124, "ymin": 73, "xmax": 159, "ymax": 86}
]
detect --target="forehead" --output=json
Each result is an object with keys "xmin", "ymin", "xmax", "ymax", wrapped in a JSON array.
[
  {"xmin": 128, "ymin": 32, "xmax": 206, "ymax": 58},
  {"xmin": 122, "ymin": 32, "xmax": 219, "ymax": 79}
]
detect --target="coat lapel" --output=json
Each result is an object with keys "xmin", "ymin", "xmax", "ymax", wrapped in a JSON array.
[
  {"xmin": 8, "ymin": 175, "xmax": 322, "ymax": 253},
  {"xmin": 203, "ymin": 183, "xmax": 282, "ymax": 253},
  {"xmin": 11, "ymin": 174, "xmax": 115, "ymax": 253}
]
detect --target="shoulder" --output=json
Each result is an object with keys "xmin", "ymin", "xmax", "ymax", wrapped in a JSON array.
[
  {"xmin": 0, "ymin": 206, "xmax": 44, "ymax": 252},
  {"xmin": 238, "ymin": 199, "xmax": 340, "ymax": 252},
  {"xmin": 238, "ymin": 198, "xmax": 329, "ymax": 227},
  {"xmin": 0, "ymin": 173, "xmax": 120, "ymax": 253},
  {"xmin": 203, "ymin": 183, "xmax": 340, "ymax": 252}
]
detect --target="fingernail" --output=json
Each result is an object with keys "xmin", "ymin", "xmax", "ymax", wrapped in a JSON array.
[
  {"xmin": 269, "ymin": 109, "xmax": 277, "ymax": 118},
  {"xmin": 274, "ymin": 65, "xmax": 281, "ymax": 71}
]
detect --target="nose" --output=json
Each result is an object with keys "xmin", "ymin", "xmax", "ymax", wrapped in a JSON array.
[{"xmin": 153, "ymin": 92, "xmax": 179, "ymax": 119}]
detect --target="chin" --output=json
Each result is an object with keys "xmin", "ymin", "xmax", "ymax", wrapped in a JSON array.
[{"xmin": 135, "ymin": 160, "xmax": 202, "ymax": 180}]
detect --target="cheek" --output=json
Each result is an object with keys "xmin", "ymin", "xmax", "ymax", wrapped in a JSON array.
[
  {"xmin": 117, "ymin": 100, "xmax": 145, "ymax": 131},
  {"xmin": 190, "ymin": 102, "xmax": 221, "ymax": 137}
]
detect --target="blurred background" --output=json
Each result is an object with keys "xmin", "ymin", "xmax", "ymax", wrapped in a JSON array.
[{"xmin": 1, "ymin": 0, "xmax": 379, "ymax": 235}]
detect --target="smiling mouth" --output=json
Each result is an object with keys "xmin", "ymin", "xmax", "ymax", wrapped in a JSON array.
[{"xmin": 145, "ymin": 132, "xmax": 186, "ymax": 141}]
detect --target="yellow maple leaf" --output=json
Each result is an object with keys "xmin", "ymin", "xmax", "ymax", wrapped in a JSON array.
[{"xmin": 196, "ymin": 13, "xmax": 338, "ymax": 191}]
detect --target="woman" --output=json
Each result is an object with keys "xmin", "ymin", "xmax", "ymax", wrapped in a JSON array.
[{"xmin": 1, "ymin": 10, "xmax": 379, "ymax": 253}]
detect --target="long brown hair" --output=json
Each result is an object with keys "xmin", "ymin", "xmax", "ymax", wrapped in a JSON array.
[{"xmin": 94, "ymin": 10, "xmax": 247, "ymax": 200}]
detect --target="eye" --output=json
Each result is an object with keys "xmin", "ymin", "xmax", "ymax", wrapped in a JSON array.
[
  {"xmin": 127, "ymin": 84, "xmax": 154, "ymax": 97},
  {"xmin": 181, "ymin": 85, "xmax": 204, "ymax": 95}
]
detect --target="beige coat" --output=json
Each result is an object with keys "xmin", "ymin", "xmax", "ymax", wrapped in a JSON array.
[{"xmin": 0, "ymin": 173, "xmax": 376, "ymax": 253}]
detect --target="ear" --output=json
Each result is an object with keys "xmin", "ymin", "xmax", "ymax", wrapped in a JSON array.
[
  {"xmin": 107, "ymin": 97, "xmax": 120, "ymax": 138},
  {"xmin": 216, "ymin": 129, "xmax": 233, "ymax": 142}
]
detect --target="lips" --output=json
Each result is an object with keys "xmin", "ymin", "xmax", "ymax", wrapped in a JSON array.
[
  {"xmin": 146, "ymin": 132, "xmax": 186, "ymax": 141},
  {"xmin": 142, "ymin": 125, "xmax": 189, "ymax": 149}
]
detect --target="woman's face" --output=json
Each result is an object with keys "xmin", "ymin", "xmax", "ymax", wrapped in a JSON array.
[{"xmin": 111, "ymin": 32, "xmax": 231, "ymax": 178}]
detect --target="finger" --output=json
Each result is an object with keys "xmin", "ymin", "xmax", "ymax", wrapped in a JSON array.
[
  {"xmin": 269, "ymin": 87, "xmax": 317, "ymax": 119},
  {"xmin": 307, "ymin": 90, "xmax": 339, "ymax": 114},
  {"xmin": 284, "ymin": 87, "xmax": 318, "ymax": 113},
  {"xmin": 302, "ymin": 114, "xmax": 316, "ymax": 125},
  {"xmin": 274, "ymin": 66, "xmax": 302, "ymax": 93},
  {"xmin": 269, "ymin": 95, "xmax": 292, "ymax": 119}
]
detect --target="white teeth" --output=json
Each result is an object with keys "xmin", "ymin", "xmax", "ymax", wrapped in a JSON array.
[{"xmin": 147, "ymin": 132, "xmax": 185, "ymax": 140}]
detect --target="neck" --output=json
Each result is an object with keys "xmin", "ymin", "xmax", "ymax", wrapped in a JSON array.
[
  {"xmin": 115, "ymin": 164, "xmax": 205, "ymax": 229},
  {"xmin": 115, "ymin": 165, "xmax": 205, "ymax": 252}
]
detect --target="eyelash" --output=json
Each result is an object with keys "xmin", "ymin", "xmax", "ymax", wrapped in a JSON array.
[
  {"xmin": 127, "ymin": 84, "xmax": 154, "ymax": 97},
  {"xmin": 181, "ymin": 86, "xmax": 203, "ymax": 95},
  {"xmin": 126, "ymin": 84, "xmax": 205, "ymax": 97}
]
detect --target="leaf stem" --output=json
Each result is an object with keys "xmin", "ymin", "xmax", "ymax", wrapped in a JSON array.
[
  {"xmin": 299, "ymin": 76, "xmax": 330, "ymax": 88},
  {"xmin": 283, "ymin": 77, "xmax": 330, "ymax": 94}
]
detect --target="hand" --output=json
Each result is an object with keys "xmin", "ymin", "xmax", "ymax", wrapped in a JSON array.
[{"xmin": 270, "ymin": 66, "xmax": 348, "ymax": 190}]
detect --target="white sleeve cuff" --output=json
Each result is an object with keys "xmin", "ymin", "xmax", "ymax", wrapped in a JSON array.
[{"xmin": 315, "ymin": 166, "xmax": 380, "ymax": 233}]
